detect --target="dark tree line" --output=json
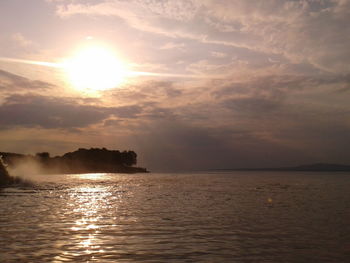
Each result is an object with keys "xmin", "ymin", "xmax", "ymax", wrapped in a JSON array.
[
  {"xmin": 61, "ymin": 148, "xmax": 137, "ymax": 167},
  {"xmin": 1, "ymin": 148, "xmax": 147, "ymax": 174}
]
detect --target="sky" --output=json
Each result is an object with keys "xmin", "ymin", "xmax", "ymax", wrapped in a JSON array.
[{"xmin": 0, "ymin": 0, "xmax": 349, "ymax": 171}]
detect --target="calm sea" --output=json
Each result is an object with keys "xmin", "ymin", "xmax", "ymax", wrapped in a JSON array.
[{"xmin": 0, "ymin": 171, "xmax": 349, "ymax": 262}]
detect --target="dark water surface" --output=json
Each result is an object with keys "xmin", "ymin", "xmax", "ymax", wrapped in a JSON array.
[{"xmin": 0, "ymin": 172, "xmax": 349, "ymax": 262}]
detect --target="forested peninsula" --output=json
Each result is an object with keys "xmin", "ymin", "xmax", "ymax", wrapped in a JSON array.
[{"xmin": 0, "ymin": 148, "xmax": 148, "ymax": 174}]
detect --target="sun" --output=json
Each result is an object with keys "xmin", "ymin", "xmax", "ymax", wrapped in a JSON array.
[{"xmin": 63, "ymin": 45, "xmax": 128, "ymax": 92}]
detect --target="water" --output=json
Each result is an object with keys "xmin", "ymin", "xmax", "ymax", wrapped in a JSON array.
[{"xmin": 0, "ymin": 171, "xmax": 349, "ymax": 262}]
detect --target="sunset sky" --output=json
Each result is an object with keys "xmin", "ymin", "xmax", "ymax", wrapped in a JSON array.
[{"xmin": 0, "ymin": 0, "xmax": 349, "ymax": 171}]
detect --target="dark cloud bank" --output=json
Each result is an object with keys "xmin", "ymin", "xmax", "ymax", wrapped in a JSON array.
[{"xmin": 0, "ymin": 94, "xmax": 141, "ymax": 129}]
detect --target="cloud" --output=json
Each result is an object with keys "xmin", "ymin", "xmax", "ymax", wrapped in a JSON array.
[
  {"xmin": 108, "ymin": 72, "xmax": 349, "ymax": 168},
  {"xmin": 11, "ymin": 33, "xmax": 34, "ymax": 48},
  {"xmin": 202, "ymin": 0, "xmax": 350, "ymax": 73},
  {"xmin": 222, "ymin": 97, "xmax": 282, "ymax": 114},
  {"xmin": 160, "ymin": 42, "xmax": 185, "ymax": 50},
  {"xmin": 0, "ymin": 94, "xmax": 142, "ymax": 129},
  {"xmin": 0, "ymin": 69, "xmax": 53, "ymax": 92},
  {"xmin": 0, "ymin": 70, "xmax": 349, "ymax": 170},
  {"xmin": 211, "ymin": 51, "xmax": 227, "ymax": 58},
  {"xmin": 212, "ymin": 73, "xmax": 350, "ymax": 100},
  {"xmin": 55, "ymin": 0, "xmax": 200, "ymax": 22},
  {"xmin": 111, "ymin": 80, "xmax": 183, "ymax": 105},
  {"xmin": 52, "ymin": 0, "xmax": 350, "ymax": 74}
]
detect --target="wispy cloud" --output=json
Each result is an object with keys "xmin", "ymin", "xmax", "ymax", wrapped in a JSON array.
[
  {"xmin": 52, "ymin": 0, "xmax": 350, "ymax": 74},
  {"xmin": 11, "ymin": 33, "xmax": 34, "ymax": 48},
  {"xmin": 0, "ymin": 69, "xmax": 53, "ymax": 92}
]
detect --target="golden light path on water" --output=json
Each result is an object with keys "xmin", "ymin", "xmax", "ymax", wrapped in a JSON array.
[
  {"xmin": 1, "ymin": 172, "xmax": 349, "ymax": 262},
  {"xmin": 54, "ymin": 173, "xmax": 120, "ymax": 262}
]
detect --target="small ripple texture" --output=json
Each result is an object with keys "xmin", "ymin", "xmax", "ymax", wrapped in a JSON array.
[{"xmin": 0, "ymin": 171, "xmax": 349, "ymax": 262}]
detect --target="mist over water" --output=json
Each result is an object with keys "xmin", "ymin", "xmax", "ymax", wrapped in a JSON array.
[
  {"xmin": 0, "ymin": 157, "xmax": 53, "ymax": 188},
  {"xmin": 7, "ymin": 159, "xmax": 46, "ymax": 182},
  {"xmin": 1, "ymin": 171, "xmax": 349, "ymax": 262}
]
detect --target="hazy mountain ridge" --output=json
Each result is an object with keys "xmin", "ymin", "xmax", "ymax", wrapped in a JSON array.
[
  {"xmin": 284, "ymin": 163, "xmax": 350, "ymax": 171},
  {"xmin": 215, "ymin": 163, "xmax": 350, "ymax": 172}
]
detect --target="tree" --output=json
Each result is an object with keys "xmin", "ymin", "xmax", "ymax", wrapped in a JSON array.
[
  {"xmin": 36, "ymin": 152, "xmax": 50, "ymax": 159},
  {"xmin": 121, "ymin": 151, "xmax": 137, "ymax": 166}
]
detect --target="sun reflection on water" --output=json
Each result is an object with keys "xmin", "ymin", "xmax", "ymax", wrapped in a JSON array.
[
  {"xmin": 55, "ymin": 184, "xmax": 116, "ymax": 261},
  {"xmin": 73, "ymin": 173, "xmax": 109, "ymax": 180}
]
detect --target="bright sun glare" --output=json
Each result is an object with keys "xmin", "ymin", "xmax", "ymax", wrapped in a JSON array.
[{"xmin": 63, "ymin": 45, "xmax": 127, "ymax": 92}]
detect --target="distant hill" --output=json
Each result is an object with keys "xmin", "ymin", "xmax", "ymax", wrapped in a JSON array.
[
  {"xmin": 0, "ymin": 148, "xmax": 149, "ymax": 174},
  {"xmin": 214, "ymin": 163, "xmax": 350, "ymax": 172},
  {"xmin": 283, "ymin": 163, "xmax": 350, "ymax": 171}
]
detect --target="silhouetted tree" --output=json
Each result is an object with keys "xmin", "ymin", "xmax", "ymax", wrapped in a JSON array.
[
  {"xmin": 36, "ymin": 152, "xmax": 50, "ymax": 159},
  {"xmin": 121, "ymin": 151, "xmax": 137, "ymax": 166}
]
